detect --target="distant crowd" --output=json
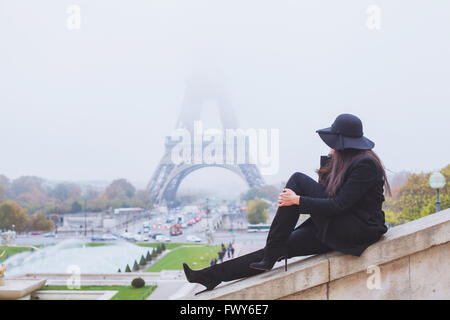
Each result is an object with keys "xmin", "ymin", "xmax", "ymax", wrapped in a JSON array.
[{"xmin": 210, "ymin": 243, "xmax": 235, "ymax": 266}]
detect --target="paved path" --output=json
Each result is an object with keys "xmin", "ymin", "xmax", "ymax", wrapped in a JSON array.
[{"xmin": 146, "ymin": 279, "xmax": 186, "ymax": 300}]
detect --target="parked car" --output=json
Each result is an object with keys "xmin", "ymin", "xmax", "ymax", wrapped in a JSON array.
[
  {"xmin": 155, "ymin": 235, "xmax": 171, "ymax": 242},
  {"xmin": 133, "ymin": 234, "xmax": 149, "ymax": 242},
  {"xmin": 101, "ymin": 234, "xmax": 118, "ymax": 241},
  {"xmin": 186, "ymin": 235, "xmax": 202, "ymax": 243},
  {"xmin": 91, "ymin": 235, "xmax": 104, "ymax": 241},
  {"xmin": 43, "ymin": 232, "xmax": 56, "ymax": 238},
  {"xmin": 151, "ymin": 233, "xmax": 164, "ymax": 239},
  {"xmin": 120, "ymin": 232, "xmax": 136, "ymax": 241},
  {"xmin": 29, "ymin": 231, "xmax": 41, "ymax": 236}
]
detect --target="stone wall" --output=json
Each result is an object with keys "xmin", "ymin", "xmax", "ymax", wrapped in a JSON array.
[{"xmin": 191, "ymin": 208, "xmax": 450, "ymax": 300}]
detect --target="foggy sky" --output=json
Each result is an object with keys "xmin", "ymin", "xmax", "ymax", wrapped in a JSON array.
[{"xmin": 0, "ymin": 0, "xmax": 449, "ymax": 194}]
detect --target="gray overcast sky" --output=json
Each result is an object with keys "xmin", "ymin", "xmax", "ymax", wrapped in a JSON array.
[{"xmin": 0, "ymin": 0, "xmax": 449, "ymax": 194}]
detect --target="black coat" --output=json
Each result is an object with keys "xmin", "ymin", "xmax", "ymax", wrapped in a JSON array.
[{"xmin": 298, "ymin": 155, "xmax": 388, "ymax": 256}]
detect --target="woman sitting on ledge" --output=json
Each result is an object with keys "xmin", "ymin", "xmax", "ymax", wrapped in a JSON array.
[{"xmin": 183, "ymin": 113, "xmax": 392, "ymax": 295}]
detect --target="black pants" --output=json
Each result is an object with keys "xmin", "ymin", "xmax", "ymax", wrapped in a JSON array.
[{"xmin": 209, "ymin": 172, "xmax": 333, "ymax": 282}]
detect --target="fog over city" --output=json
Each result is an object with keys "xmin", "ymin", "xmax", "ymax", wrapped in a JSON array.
[{"xmin": 1, "ymin": 0, "xmax": 449, "ymax": 197}]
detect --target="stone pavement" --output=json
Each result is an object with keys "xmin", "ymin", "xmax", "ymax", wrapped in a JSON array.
[{"xmin": 146, "ymin": 279, "xmax": 186, "ymax": 300}]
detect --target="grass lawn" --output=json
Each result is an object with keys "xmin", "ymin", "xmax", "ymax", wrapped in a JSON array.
[
  {"xmin": 41, "ymin": 285, "xmax": 157, "ymax": 300},
  {"xmin": 138, "ymin": 242, "xmax": 203, "ymax": 250},
  {"xmin": 85, "ymin": 242, "xmax": 111, "ymax": 247},
  {"xmin": 0, "ymin": 246, "xmax": 32, "ymax": 262},
  {"xmin": 146, "ymin": 245, "xmax": 221, "ymax": 272}
]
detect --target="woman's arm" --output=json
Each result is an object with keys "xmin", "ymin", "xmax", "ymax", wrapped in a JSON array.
[{"xmin": 298, "ymin": 157, "xmax": 380, "ymax": 218}]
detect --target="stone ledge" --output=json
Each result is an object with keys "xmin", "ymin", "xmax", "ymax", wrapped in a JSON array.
[
  {"xmin": 0, "ymin": 279, "xmax": 46, "ymax": 300},
  {"xmin": 327, "ymin": 209, "xmax": 450, "ymax": 281},
  {"xmin": 33, "ymin": 290, "xmax": 117, "ymax": 300},
  {"xmin": 10, "ymin": 272, "xmax": 185, "ymax": 287},
  {"xmin": 208, "ymin": 254, "xmax": 329, "ymax": 300},
  {"xmin": 186, "ymin": 209, "xmax": 450, "ymax": 300}
]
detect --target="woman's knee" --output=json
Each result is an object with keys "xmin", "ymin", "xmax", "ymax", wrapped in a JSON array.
[{"xmin": 286, "ymin": 172, "xmax": 308, "ymax": 190}]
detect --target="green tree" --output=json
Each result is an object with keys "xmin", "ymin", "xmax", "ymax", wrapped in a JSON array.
[
  {"xmin": 384, "ymin": 210, "xmax": 403, "ymax": 227},
  {"xmin": 145, "ymin": 251, "xmax": 152, "ymax": 262},
  {"xmin": 132, "ymin": 260, "xmax": 140, "ymax": 271},
  {"xmin": 245, "ymin": 197, "xmax": 270, "ymax": 224},
  {"xmin": 383, "ymin": 164, "xmax": 449, "ymax": 225},
  {"xmin": 139, "ymin": 255, "xmax": 147, "ymax": 266},
  {"xmin": 420, "ymin": 193, "xmax": 450, "ymax": 217},
  {"xmin": 125, "ymin": 264, "xmax": 131, "ymax": 272},
  {"xmin": 71, "ymin": 201, "xmax": 82, "ymax": 213}
]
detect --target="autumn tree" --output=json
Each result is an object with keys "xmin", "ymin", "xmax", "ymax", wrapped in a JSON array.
[
  {"xmin": 29, "ymin": 211, "xmax": 54, "ymax": 231},
  {"xmin": 246, "ymin": 197, "xmax": 270, "ymax": 224},
  {"xmin": 10, "ymin": 176, "xmax": 45, "ymax": 197},
  {"xmin": 0, "ymin": 175, "xmax": 9, "ymax": 202},
  {"xmin": 52, "ymin": 183, "xmax": 81, "ymax": 202},
  {"xmin": 105, "ymin": 179, "xmax": 136, "ymax": 199},
  {"xmin": 0, "ymin": 175, "xmax": 151, "ymax": 215},
  {"xmin": 0, "ymin": 201, "xmax": 29, "ymax": 232},
  {"xmin": 383, "ymin": 164, "xmax": 449, "ymax": 226}
]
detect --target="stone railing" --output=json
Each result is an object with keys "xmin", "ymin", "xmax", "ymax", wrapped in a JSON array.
[
  {"xmin": 1, "ymin": 231, "xmax": 16, "ymax": 246},
  {"xmin": 189, "ymin": 208, "xmax": 450, "ymax": 300},
  {"xmin": 12, "ymin": 270, "xmax": 185, "ymax": 286}
]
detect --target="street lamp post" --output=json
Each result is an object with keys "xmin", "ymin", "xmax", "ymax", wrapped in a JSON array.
[
  {"xmin": 429, "ymin": 172, "xmax": 446, "ymax": 213},
  {"xmin": 204, "ymin": 198, "xmax": 214, "ymax": 245},
  {"xmin": 84, "ymin": 199, "xmax": 87, "ymax": 237},
  {"xmin": 205, "ymin": 198, "xmax": 210, "ymax": 228}
]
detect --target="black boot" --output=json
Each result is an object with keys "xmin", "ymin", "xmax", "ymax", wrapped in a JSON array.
[
  {"xmin": 249, "ymin": 205, "xmax": 299, "ymax": 272},
  {"xmin": 248, "ymin": 251, "xmax": 288, "ymax": 271},
  {"xmin": 182, "ymin": 249, "xmax": 267, "ymax": 295},
  {"xmin": 183, "ymin": 263, "xmax": 221, "ymax": 295}
]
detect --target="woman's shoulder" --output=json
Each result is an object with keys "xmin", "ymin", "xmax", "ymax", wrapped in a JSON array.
[
  {"xmin": 352, "ymin": 155, "xmax": 377, "ymax": 166},
  {"xmin": 346, "ymin": 155, "xmax": 382, "ymax": 177}
]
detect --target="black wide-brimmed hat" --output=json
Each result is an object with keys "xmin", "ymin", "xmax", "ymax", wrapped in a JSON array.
[{"xmin": 316, "ymin": 113, "xmax": 375, "ymax": 150}]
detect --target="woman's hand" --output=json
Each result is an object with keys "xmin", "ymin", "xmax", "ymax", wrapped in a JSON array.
[{"xmin": 278, "ymin": 188, "xmax": 300, "ymax": 207}]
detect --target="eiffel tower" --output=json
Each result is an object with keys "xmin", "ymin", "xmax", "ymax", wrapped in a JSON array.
[{"xmin": 147, "ymin": 73, "xmax": 265, "ymax": 205}]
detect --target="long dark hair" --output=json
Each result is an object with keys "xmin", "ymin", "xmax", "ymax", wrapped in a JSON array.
[{"xmin": 317, "ymin": 149, "xmax": 392, "ymax": 197}]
